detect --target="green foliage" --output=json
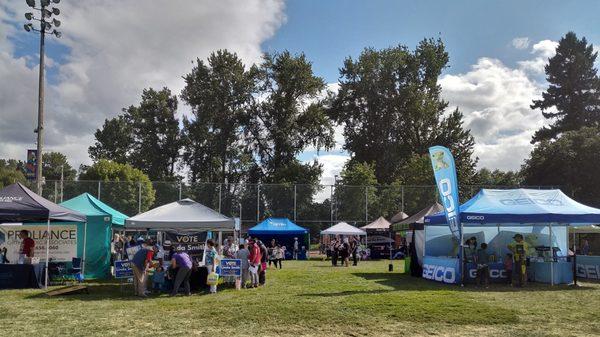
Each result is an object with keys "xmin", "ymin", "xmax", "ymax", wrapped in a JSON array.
[
  {"xmin": 79, "ymin": 159, "xmax": 155, "ymax": 215},
  {"xmin": 331, "ymin": 39, "xmax": 477, "ymax": 184},
  {"xmin": 89, "ymin": 88, "xmax": 182, "ymax": 181},
  {"xmin": 42, "ymin": 152, "xmax": 77, "ymax": 181},
  {"xmin": 473, "ymin": 168, "xmax": 522, "ymax": 187},
  {"xmin": 0, "ymin": 159, "xmax": 26, "ymax": 188},
  {"xmin": 531, "ymin": 32, "xmax": 600, "ymax": 143},
  {"xmin": 522, "ymin": 127, "xmax": 600, "ymax": 207},
  {"xmin": 334, "ymin": 162, "xmax": 378, "ymax": 222}
]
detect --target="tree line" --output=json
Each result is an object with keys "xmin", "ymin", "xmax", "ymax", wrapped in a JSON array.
[{"xmin": 1, "ymin": 32, "xmax": 599, "ymax": 220}]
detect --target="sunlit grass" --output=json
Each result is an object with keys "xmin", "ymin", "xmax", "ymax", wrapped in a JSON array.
[{"xmin": 1, "ymin": 259, "xmax": 599, "ymax": 336}]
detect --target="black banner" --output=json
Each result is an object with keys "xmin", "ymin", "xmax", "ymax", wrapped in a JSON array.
[{"xmin": 164, "ymin": 231, "xmax": 208, "ymax": 261}]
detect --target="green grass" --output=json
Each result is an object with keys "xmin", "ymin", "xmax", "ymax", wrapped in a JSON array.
[{"xmin": 1, "ymin": 260, "xmax": 599, "ymax": 337}]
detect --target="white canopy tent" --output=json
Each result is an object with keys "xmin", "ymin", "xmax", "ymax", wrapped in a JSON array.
[
  {"xmin": 125, "ymin": 198, "xmax": 235, "ymax": 231},
  {"xmin": 360, "ymin": 216, "xmax": 391, "ymax": 231},
  {"xmin": 321, "ymin": 222, "xmax": 367, "ymax": 236}
]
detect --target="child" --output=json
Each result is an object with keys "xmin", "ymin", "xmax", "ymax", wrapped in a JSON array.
[
  {"xmin": 152, "ymin": 266, "xmax": 166, "ymax": 293},
  {"xmin": 274, "ymin": 244, "xmax": 284, "ymax": 269},
  {"xmin": 476, "ymin": 243, "xmax": 489, "ymax": 288},
  {"xmin": 504, "ymin": 253, "xmax": 513, "ymax": 285}
]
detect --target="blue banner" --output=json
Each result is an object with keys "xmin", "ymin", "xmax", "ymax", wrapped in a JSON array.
[
  {"xmin": 422, "ymin": 256, "xmax": 460, "ymax": 284},
  {"xmin": 428, "ymin": 146, "xmax": 461, "ymax": 241},
  {"xmin": 576, "ymin": 255, "xmax": 600, "ymax": 280}
]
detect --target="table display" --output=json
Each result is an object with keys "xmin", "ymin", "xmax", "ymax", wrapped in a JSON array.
[{"xmin": 0, "ymin": 264, "xmax": 42, "ymax": 289}]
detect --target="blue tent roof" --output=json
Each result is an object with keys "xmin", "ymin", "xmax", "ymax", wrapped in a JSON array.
[
  {"xmin": 248, "ymin": 218, "xmax": 308, "ymax": 235},
  {"xmin": 425, "ymin": 188, "xmax": 600, "ymax": 225}
]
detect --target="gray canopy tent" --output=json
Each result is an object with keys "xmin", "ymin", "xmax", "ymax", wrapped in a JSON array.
[{"xmin": 125, "ymin": 199, "xmax": 235, "ymax": 250}]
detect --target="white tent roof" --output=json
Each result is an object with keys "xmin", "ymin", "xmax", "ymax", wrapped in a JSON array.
[
  {"xmin": 360, "ymin": 216, "xmax": 391, "ymax": 230},
  {"xmin": 321, "ymin": 222, "xmax": 367, "ymax": 236},
  {"xmin": 125, "ymin": 198, "xmax": 235, "ymax": 231},
  {"xmin": 569, "ymin": 225, "xmax": 600, "ymax": 234}
]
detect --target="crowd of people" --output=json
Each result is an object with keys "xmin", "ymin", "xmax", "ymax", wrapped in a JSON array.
[
  {"xmin": 111, "ymin": 233, "xmax": 301, "ymax": 297},
  {"xmin": 326, "ymin": 236, "xmax": 362, "ymax": 267}
]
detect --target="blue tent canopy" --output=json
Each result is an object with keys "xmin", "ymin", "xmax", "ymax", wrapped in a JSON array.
[
  {"xmin": 248, "ymin": 218, "xmax": 308, "ymax": 235},
  {"xmin": 425, "ymin": 188, "xmax": 600, "ymax": 225}
]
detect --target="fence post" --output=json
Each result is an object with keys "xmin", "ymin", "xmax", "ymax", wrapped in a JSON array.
[
  {"xmin": 401, "ymin": 185, "xmax": 404, "ymax": 212},
  {"xmin": 97, "ymin": 181, "xmax": 101, "ymax": 200},
  {"xmin": 138, "ymin": 182, "xmax": 142, "ymax": 214},
  {"xmin": 294, "ymin": 184, "xmax": 297, "ymax": 222},
  {"xmin": 256, "ymin": 184, "xmax": 260, "ymax": 222},
  {"xmin": 54, "ymin": 181, "xmax": 58, "ymax": 203},
  {"xmin": 330, "ymin": 185, "xmax": 333, "ymax": 224},
  {"xmin": 178, "ymin": 182, "xmax": 182, "ymax": 200},
  {"xmin": 365, "ymin": 186, "xmax": 368, "ymax": 223},
  {"xmin": 218, "ymin": 184, "xmax": 222, "ymax": 213}
]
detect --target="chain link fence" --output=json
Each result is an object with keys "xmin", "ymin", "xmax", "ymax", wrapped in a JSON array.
[{"xmin": 34, "ymin": 180, "xmax": 556, "ymax": 232}]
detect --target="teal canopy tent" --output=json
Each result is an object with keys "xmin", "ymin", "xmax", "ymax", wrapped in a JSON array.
[{"xmin": 60, "ymin": 193, "xmax": 128, "ymax": 279}]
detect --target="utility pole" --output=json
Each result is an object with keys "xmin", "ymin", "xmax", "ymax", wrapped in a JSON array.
[{"xmin": 24, "ymin": 0, "xmax": 62, "ymax": 194}]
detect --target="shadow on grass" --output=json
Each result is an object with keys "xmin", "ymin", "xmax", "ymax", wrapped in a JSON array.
[
  {"xmin": 298, "ymin": 289, "xmax": 393, "ymax": 297},
  {"xmin": 351, "ymin": 272, "xmax": 597, "ymax": 292}
]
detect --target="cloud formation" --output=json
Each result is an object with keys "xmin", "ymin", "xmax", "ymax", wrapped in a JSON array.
[
  {"xmin": 512, "ymin": 37, "xmax": 530, "ymax": 50},
  {"xmin": 0, "ymin": 1, "xmax": 285, "ymax": 167}
]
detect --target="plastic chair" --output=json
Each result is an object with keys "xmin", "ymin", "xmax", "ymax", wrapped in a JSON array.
[{"xmin": 69, "ymin": 258, "xmax": 84, "ymax": 283}]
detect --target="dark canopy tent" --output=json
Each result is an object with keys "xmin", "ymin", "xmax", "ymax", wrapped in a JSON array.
[
  {"xmin": 248, "ymin": 218, "xmax": 309, "ymax": 259},
  {"xmin": 0, "ymin": 183, "xmax": 86, "ymax": 287}
]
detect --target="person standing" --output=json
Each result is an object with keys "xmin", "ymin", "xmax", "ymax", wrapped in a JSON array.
[
  {"xmin": 258, "ymin": 240, "xmax": 268, "ymax": 285},
  {"xmin": 341, "ymin": 238, "xmax": 350, "ymax": 267},
  {"xmin": 170, "ymin": 251, "xmax": 192, "ymax": 296},
  {"xmin": 581, "ymin": 239, "xmax": 590, "ymax": 255},
  {"xmin": 293, "ymin": 237, "xmax": 299, "ymax": 260},
  {"xmin": 204, "ymin": 239, "xmax": 219, "ymax": 294},
  {"xmin": 475, "ymin": 243, "xmax": 490, "ymax": 288},
  {"xmin": 268, "ymin": 239, "xmax": 276, "ymax": 267},
  {"xmin": 330, "ymin": 239, "xmax": 339, "ymax": 267},
  {"xmin": 235, "ymin": 244, "xmax": 250, "ymax": 287},
  {"xmin": 350, "ymin": 237, "xmax": 359, "ymax": 266},
  {"xmin": 131, "ymin": 244, "xmax": 158, "ymax": 297},
  {"xmin": 18, "ymin": 230, "xmax": 35, "ymax": 264},
  {"xmin": 248, "ymin": 239, "xmax": 261, "ymax": 287},
  {"xmin": 463, "ymin": 238, "xmax": 477, "ymax": 283},
  {"xmin": 508, "ymin": 234, "xmax": 529, "ymax": 287},
  {"xmin": 274, "ymin": 244, "xmax": 284, "ymax": 269}
]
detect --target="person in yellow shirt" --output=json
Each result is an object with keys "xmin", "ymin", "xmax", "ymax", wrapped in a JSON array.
[{"xmin": 507, "ymin": 234, "xmax": 529, "ymax": 287}]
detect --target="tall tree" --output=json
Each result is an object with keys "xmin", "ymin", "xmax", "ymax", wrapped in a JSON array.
[
  {"xmin": 331, "ymin": 39, "xmax": 477, "ymax": 184},
  {"xmin": 42, "ymin": 152, "xmax": 77, "ymax": 181},
  {"xmin": 88, "ymin": 88, "xmax": 182, "ymax": 181},
  {"xmin": 247, "ymin": 51, "xmax": 335, "ymax": 216},
  {"xmin": 531, "ymin": 32, "xmax": 600, "ymax": 143},
  {"xmin": 522, "ymin": 127, "xmax": 600, "ymax": 207},
  {"xmin": 181, "ymin": 50, "xmax": 257, "ymax": 185},
  {"xmin": 0, "ymin": 159, "xmax": 26, "ymax": 188},
  {"xmin": 334, "ymin": 162, "xmax": 378, "ymax": 222}
]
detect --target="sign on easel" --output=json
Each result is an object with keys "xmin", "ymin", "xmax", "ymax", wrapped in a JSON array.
[
  {"xmin": 114, "ymin": 260, "xmax": 133, "ymax": 278},
  {"xmin": 220, "ymin": 259, "xmax": 242, "ymax": 277}
]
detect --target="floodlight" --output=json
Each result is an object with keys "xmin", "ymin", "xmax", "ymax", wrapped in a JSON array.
[
  {"xmin": 25, "ymin": 12, "xmax": 33, "ymax": 20},
  {"xmin": 42, "ymin": 8, "xmax": 51, "ymax": 17},
  {"xmin": 52, "ymin": 0, "xmax": 60, "ymax": 3},
  {"xmin": 53, "ymin": 30, "xmax": 61, "ymax": 38},
  {"xmin": 52, "ymin": 18, "xmax": 60, "ymax": 27},
  {"xmin": 26, "ymin": 0, "xmax": 36, "ymax": 8},
  {"xmin": 43, "ymin": 21, "xmax": 51, "ymax": 30},
  {"xmin": 41, "ymin": 0, "xmax": 50, "ymax": 6},
  {"xmin": 24, "ymin": 23, "xmax": 31, "ymax": 32},
  {"xmin": 51, "ymin": 7, "xmax": 60, "ymax": 15}
]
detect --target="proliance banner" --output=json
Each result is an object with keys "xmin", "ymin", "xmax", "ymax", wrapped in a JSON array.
[
  {"xmin": 428, "ymin": 146, "xmax": 461, "ymax": 241},
  {"xmin": 0, "ymin": 225, "xmax": 78, "ymax": 262},
  {"xmin": 164, "ymin": 231, "xmax": 208, "ymax": 260}
]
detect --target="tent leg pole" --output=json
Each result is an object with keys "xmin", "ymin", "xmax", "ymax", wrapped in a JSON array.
[
  {"xmin": 460, "ymin": 222, "xmax": 464, "ymax": 287},
  {"xmin": 82, "ymin": 222, "xmax": 88, "ymax": 277},
  {"xmin": 573, "ymin": 231, "xmax": 577, "ymax": 286},
  {"xmin": 45, "ymin": 219, "xmax": 50, "ymax": 288},
  {"xmin": 548, "ymin": 223, "xmax": 554, "ymax": 286}
]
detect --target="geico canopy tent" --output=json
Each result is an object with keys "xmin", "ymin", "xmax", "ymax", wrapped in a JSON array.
[
  {"xmin": 60, "ymin": 193, "xmax": 129, "ymax": 278},
  {"xmin": 361, "ymin": 216, "xmax": 391, "ymax": 230},
  {"xmin": 125, "ymin": 198, "xmax": 234, "ymax": 231},
  {"xmin": 321, "ymin": 222, "xmax": 366, "ymax": 236},
  {"xmin": 248, "ymin": 218, "xmax": 308, "ymax": 235},
  {"xmin": 0, "ymin": 183, "xmax": 86, "ymax": 223},
  {"xmin": 425, "ymin": 188, "xmax": 600, "ymax": 225}
]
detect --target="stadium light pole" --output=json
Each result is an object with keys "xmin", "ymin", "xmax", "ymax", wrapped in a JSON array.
[{"xmin": 23, "ymin": 0, "xmax": 62, "ymax": 194}]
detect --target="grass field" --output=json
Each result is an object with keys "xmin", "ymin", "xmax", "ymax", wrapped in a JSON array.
[{"xmin": 1, "ymin": 259, "xmax": 599, "ymax": 337}]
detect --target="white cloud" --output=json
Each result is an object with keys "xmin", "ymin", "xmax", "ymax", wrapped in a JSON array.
[
  {"xmin": 512, "ymin": 37, "xmax": 530, "ymax": 50},
  {"xmin": 440, "ymin": 57, "xmax": 547, "ymax": 171},
  {"xmin": 518, "ymin": 40, "xmax": 558, "ymax": 74},
  {"xmin": 0, "ymin": 1, "xmax": 286, "ymax": 169},
  {"xmin": 304, "ymin": 154, "xmax": 348, "ymax": 201}
]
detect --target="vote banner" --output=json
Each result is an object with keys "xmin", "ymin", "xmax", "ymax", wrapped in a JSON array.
[
  {"xmin": 114, "ymin": 260, "xmax": 133, "ymax": 278},
  {"xmin": 220, "ymin": 259, "xmax": 242, "ymax": 277},
  {"xmin": 26, "ymin": 149, "xmax": 37, "ymax": 181},
  {"xmin": 0, "ymin": 225, "xmax": 77, "ymax": 262},
  {"xmin": 164, "ymin": 231, "xmax": 208, "ymax": 260},
  {"xmin": 576, "ymin": 255, "xmax": 600, "ymax": 280}
]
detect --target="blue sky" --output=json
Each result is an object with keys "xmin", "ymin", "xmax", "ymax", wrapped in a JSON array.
[{"xmin": 0, "ymin": 0, "xmax": 599, "ymax": 183}]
